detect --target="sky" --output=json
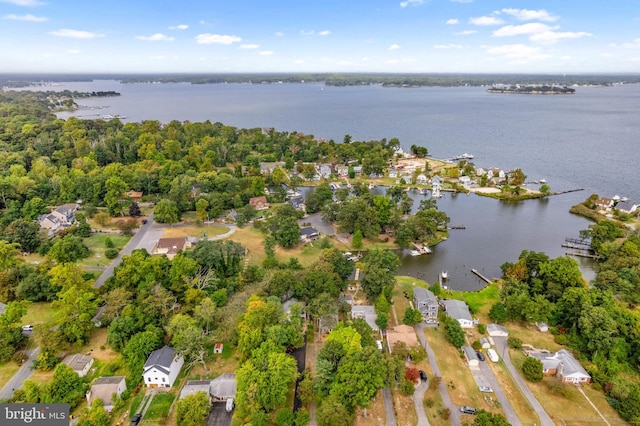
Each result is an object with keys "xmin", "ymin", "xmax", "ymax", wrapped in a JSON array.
[{"xmin": 1, "ymin": 0, "xmax": 639, "ymax": 74}]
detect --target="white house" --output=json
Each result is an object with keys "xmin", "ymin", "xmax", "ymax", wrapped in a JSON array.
[
  {"xmin": 142, "ymin": 346, "xmax": 184, "ymax": 388},
  {"xmin": 443, "ymin": 299, "xmax": 474, "ymax": 328},
  {"xmin": 487, "ymin": 323, "xmax": 509, "ymax": 337},
  {"xmin": 63, "ymin": 354, "xmax": 94, "ymax": 378},
  {"xmin": 416, "ymin": 174, "xmax": 427, "ymax": 184},
  {"xmin": 38, "ymin": 203, "xmax": 80, "ymax": 232},
  {"xmin": 87, "ymin": 376, "xmax": 127, "ymax": 412},
  {"xmin": 431, "ymin": 175, "xmax": 442, "ymax": 190},
  {"xmin": 529, "ymin": 350, "xmax": 591, "ymax": 384}
]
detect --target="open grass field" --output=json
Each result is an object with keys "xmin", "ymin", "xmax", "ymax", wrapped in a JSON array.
[
  {"xmin": 142, "ymin": 392, "xmax": 175, "ymax": 424},
  {"xmin": 441, "ymin": 283, "xmax": 501, "ymax": 317},
  {"xmin": 224, "ymin": 226, "xmax": 267, "ymax": 266},
  {"xmin": 392, "ymin": 390, "xmax": 418, "ymax": 426},
  {"xmin": 488, "ymin": 359, "xmax": 539, "ymax": 425},
  {"xmin": 81, "ymin": 234, "xmax": 131, "ymax": 267},
  {"xmin": 22, "ymin": 302, "xmax": 56, "ymax": 326},
  {"xmin": 0, "ymin": 362, "xmax": 21, "ymax": 390},
  {"xmin": 161, "ymin": 224, "xmax": 230, "ymax": 239}
]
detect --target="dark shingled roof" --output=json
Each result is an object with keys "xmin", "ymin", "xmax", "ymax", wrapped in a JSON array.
[{"xmin": 144, "ymin": 346, "xmax": 176, "ymax": 375}]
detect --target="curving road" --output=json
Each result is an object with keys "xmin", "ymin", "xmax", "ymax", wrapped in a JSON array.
[
  {"xmin": 413, "ymin": 380, "xmax": 431, "ymax": 426},
  {"xmin": 415, "ymin": 324, "xmax": 461, "ymax": 425},
  {"xmin": 494, "ymin": 337, "xmax": 555, "ymax": 426}
]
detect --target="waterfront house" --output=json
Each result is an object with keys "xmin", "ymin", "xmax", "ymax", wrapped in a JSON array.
[
  {"xmin": 335, "ymin": 165, "xmax": 349, "ymax": 177},
  {"xmin": 595, "ymin": 197, "xmax": 614, "ymax": 211},
  {"xmin": 353, "ymin": 166, "xmax": 363, "ymax": 175},
  {"xmin": 416, "ymin": 174, "xmax": 428, "ymax": 184},
  {"xmin": 443, "ymin": 299, "xmax": 473, "ymax": 328},
  {"xmin": 63, "ymin": 354, "xmax": 94, "ymax": 377},
  {"xmin": 289, "ymin": 196, "xmax": 306, "ymax": 212},
  {"xmin": 350, "ymin": 305, "xmax": 379, "ymax": 331},
  {"xmin": 86, "ymin": 376, "xmax": 126, "ymax": 411},
  {"xmin": 318, "ymin": 164, "xmax": 333, "ymax": 179},
  {"xmin": 414, "ymin": 287, "xmax": 438, "ymax": 320},
  {"xmin": 249, "ymin": 196, "xmax": 270, "ymax": 211},
  {"xmin": 528, "ymin": 350, "xmax": 591, "ymax": 384},
  {"xmin": 388, "ymin": 169, "xmax": 398, "ymax": 178},
  {"xmin": 431, "ymin": 175, "xmax": 442, "ymax": 190},
  {"xmin": 614, "ymin": 200, "xmax": 639, "ymax": 215},
  {"xmin": 142, "ymin": 346, "xmax": 184, "ymax": 388},
  {"xmin": 459, "ymin": 176, "xmax": 471, "ymax": 186}
]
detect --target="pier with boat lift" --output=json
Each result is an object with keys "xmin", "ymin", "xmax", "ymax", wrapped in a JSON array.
[
  {"xmin": 562, "ymin": 237, "xmax": 602, "ymax": 260},
  {"xmin": 471, "ymin": 268, "xmax": 492, "ymax": 284}
]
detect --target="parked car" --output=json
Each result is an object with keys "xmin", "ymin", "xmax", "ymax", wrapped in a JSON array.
[
  {"xmin": 21, "ymin": 325, "xmax": 33, "ymax": 332},
  {"xmin": 425, "ymin": 319, "xmax": 438, "ymax": 324},
  {"xmin": 226, "ymin": 398, "xmax": 235, "ymax": 413},
  {"xmin": 130, "ymin": 413, "xmax": 142, "ymax": 425},
  {"xmin": 419, "ymin": 370, "xmax": 428, "ymax": 381},
  {"xmin": 476, "ymin": 351, "xmax": 485, "ymax": 361},
  {"xmin": 487, "ymin": 348, "xmax": 499, "ymax": 362},
  {"xmin": 460, "ymin": 406, "xmax": 477, "ymax": 415},
  {"xmin": 479, "ymin": 386, "xmax": 494, "ymax": 393},
  {"xmin": 376, "ymin": 340, "xmax": 383, "ymax": 351}
]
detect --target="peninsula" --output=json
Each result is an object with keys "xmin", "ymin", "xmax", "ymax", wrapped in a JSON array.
[{"xmin": 487, "ymin": 85, "xmax": 575, "ymax": 95}]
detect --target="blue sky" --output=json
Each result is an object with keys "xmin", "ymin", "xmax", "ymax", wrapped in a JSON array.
[{"xmin": 1, "ymin": 0, "xmax": 639, "ymax": 74}]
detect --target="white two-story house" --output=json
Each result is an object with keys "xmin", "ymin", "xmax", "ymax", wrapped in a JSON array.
[{"xmin": 142, "ymin": 346, "xmax": 184, "ymax": 388}]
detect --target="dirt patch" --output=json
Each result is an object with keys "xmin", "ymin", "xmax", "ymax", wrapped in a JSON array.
[
  {"xmin": 393, "ymin": 391, "xmax": 417, "ymax": 426},
  {"xmin": 354, "ymin": 390, "xmax": 387, "ymax": 426}
]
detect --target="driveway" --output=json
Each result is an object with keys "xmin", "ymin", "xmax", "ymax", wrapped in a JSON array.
[
  {"xmin": 0, "ymin": 348, "xmax": 39, "ymax": 400},
  {"xmin": 206, "ymin": 401, "xmax": 232, "ymax": 426},
  {"xmin": 475, "ymin": 361, "xmax": 522, "ymax": 426},
  {"xmin": 415, "ymin": 324, "xmax": 460, "ymax": 425},
  {"xmin": 413, "ymin": 380, "xmax": 431, "ymax": 426},
  {"xmin": 494, "ymin": 337, "xmax": 555, "ymax": 426},
  {"xmin": 298, "ymin": 212, "xmax": 335, "ymax": 236},
  {"xmin": 382, "ymin": 387, "xmax": 397, "ymax": 426}
]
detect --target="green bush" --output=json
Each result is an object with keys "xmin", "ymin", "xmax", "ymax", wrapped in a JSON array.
[
  {"xmin": 105, "ymin": 248, "xmax": 119, "ymax": 259},
  {"xmin": 471, "ymin": 340, "xmax": 482, "ymax": 350},
  {"xmin": 105, "ymin": 237, "xmax": 115, "ymax": 248},
  {"xmin": 522, "ymin": 357, "xmax": 543, "ymax": 382},
  {"xmin": 507, "ymin": 337, "xmax": 522, "ymax": 349},
  {"xmin": 477, "ymin": 323, "xmax": 486, "ymax": 334}
]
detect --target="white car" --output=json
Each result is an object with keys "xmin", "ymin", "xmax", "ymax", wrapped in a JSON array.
[
  {"xmin": 479, "ymin": 386, "xmax": 494, "ymax": 393},
  {"xmin": 487, "ymin": 348, "xmax": 499, "ymax": 362},
  {"xmin": 226, "ymin": 398, "xmax": 235, "ymax": 413},
  {"xmin": 21, "ymin": 325, "xmax": 33, "ymax": 332}
]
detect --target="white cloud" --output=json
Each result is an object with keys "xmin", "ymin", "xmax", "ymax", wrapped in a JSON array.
[
  {"xmin": 136, "ymin": 33, "xmax": 175, "ymax": 41},
  {"xmin": 619, "ymin": 39, "xmax": 640, "ymax": 48},
  {"xmin": 0, "ymin": 0, "xmax": 45, "ymax": 6},
  {"xmin": 501, "ymin": 8, "xmax": 558, "ymax": 22},
  {"xmin": 168, "ymin": 24, "xmax": 188, "ymax": 30},
  {"xmin": 196, "ymin": 34, "xmax": 242, "ymax": 45},
  {"xmin": 469, "ymin": 16, "xmax": 503, "ymax": 26},
  {"xmin": 49, "ymin": 29, "xmax": 104, "ymax": 39},
  {"xmin": 239, "ymin": 44, "xmax": 259, "ymax": 49},
  {"xmin": 66, "ymin": 49, "xmax": 80, "ymax": 54},
  {"xmin": 400, "ymin": 0, "xmax": 424, "ymax": 7},
  {"xmin": 485, "ymin": 43, "xmax": 551, "ymax": 62},
  {"xmin": 318, "ymin": 30, "xmax": 331, "ymax": 36},
  {"xmin": 389, "ymin": 44, "xmax": 400, "ymax": 50},
  {"xmin": 259, "ymin": 51, "xmax": 274, "ymax": 56},
  {"xmin": 451, "ymin": 0, "xmax": 473, "ymax": 3},
  {"xmin": 300, "ymin": 30, "xmax": 314, "ymax": 36},
  {"xmin": 434, "ymin": 44, "xmax": 463, "ymax": 49},
  {"xmin": 300, "ymin": 30, "xmax": 331, "ymax": 36},
  {"xmin": 446, "ymin": 19, "xmax": 459, "ymax": 25},
  {"xmin": 275, "ymin": 32, "xmax": 284, "ymax": 37},
  {"xmin": 456, "ymin": 30, "xmax": 477, "ymax": 36},
  {"xmin": 492, "ymin": 23, "xmax": 557, "ymax": 37},
  {"xmin": 3, "ymin": 13, "xmax": 47, "ymax": 21},
  {"xmin": 530, "ymin": 31, "xmax": 591, "ymax": 43}
]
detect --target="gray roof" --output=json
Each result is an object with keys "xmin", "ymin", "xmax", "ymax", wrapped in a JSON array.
[
  {"xmin": 443, "ymin": 299, "xmax": 472, "ymax": 322},
  {"xmin": 210, "ymin": 374, "xmax": 237, "ymax": 399},
  {"xmin": 487, "ymin": 323, "xmax": 508, "ymax": 336},
  {"xmin": 462, "ymin": 345, "xmax": 477, "ymax": 360},
  {"xmin": 300, "ymin": 227, "xmax": 319, "ymax": 237},
  {"xmin": 89, "ymin": 376, "xmax": 126, "ymax": 408},
  {"xmin": 530, "ymin": 350, "xmax": 590, "ymax": 378},
  {"xmin": 180, "ymin": 380, "xmax": 212, "ymax": 400},
  {"xmin": 93, "ymin": 376, "xmax": 126, "ymax": 386},
  {"xmin": 63, "ymin": 354, "xmax": 93, "ymax": 371},
  {"xmin": 351, "ymin": 305, "xmax": 378, "ymax": 330},
  {"xmin": 144, "ymin": 346, "xmax": 176, "ymax": 375},
  {"xmin": 414, "ymin": 287, "xmax": 436, "ymax": 304}
]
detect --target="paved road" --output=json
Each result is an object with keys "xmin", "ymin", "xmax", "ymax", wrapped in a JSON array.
[
  {"xmin": 382, "ymin": 387, "xmax": 397, "ymax": 426},
  {"xmin": 413, "ymin": 380, "xmax": 431, "ymax": 426},
  {"xmin": 206, "ymin": 401, "xmax": 232, "ymax": 426},
  {"xmin": 476, "ymin": 361, "xmax": 522, "ymax": 426},
  {"xmin": 0, "ymin": 348, "xmax": 40, "ymax": 400},
  {"xmin": 93, "ymin": 213, "xmax": 155, "ymax": 288},
  {"xmin": 494, "ymin": 337, "xmax": 555, "ymax": 426},
  {"xmin": 415, "ymin": 324, "xmax": 460, "ymax": 426}
]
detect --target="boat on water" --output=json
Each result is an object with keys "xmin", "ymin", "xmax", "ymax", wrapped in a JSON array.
[
  {"xmin": 419, "ymin": 188, "xmax": 428, "ymax": 195},
  {"xmin": 539, "ymin": 178, "xmax": 547, "ymax": 184},
  {"xmin": 452, "ymin": 153, "xmax": 474, "ymax": 161},
  {"xmin": 441, "ymin": 270, "xmax": 448, "ymax": 279},
  {"xmin": 410, "ymin": 250, "xmax": 422, "ymax": 256}
]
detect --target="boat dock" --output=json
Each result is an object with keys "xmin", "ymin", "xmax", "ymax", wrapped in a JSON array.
[
  {"xmin": 566, "ymin": 251, "xmax": 602, "ymax": 260},
  {"xmin": 471, "ymin": 268, "xmax": 492, "ymax": 284},
  {"xmin": 412, "ymin": 243, "xmax": 432, "ymax": 254},
  {"xmin": 448, "ymin": 225, "xmax": 466, "ymax": 230}
]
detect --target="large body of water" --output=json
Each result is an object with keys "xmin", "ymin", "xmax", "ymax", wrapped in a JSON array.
[{"xmin": 44, "ymin": 80, "xmax": 640, "ymax": 290}]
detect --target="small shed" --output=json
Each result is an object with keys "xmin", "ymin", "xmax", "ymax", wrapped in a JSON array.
[
  {"xmin": 480, "ymin": 337, "xmax": 491, "ymax": 349},
  {"xmin": 536, "ymin": 322, "xmax": 549, "ymax": 332},
  {"xmin": 462, "ymin": 346, "xmax": 479, "ymax": 368},
  {"xmin": 63, "ymin": 354, "xmax": 94, "ymax": 378},
  {"xmin": 214, "ymin": 343, "xmax": 224, "ymax": 354}
]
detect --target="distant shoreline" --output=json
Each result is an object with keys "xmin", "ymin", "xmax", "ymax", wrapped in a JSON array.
[{"xmin": 487, "ymin": 86, "xmax": 576, "ymax": 95}]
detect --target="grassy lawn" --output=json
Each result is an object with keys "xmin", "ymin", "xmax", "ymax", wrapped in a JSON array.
[
  {"xmin": 81, "ymin": 234, "xmax": 130, "ymax": 267},
  {"xmin": 441, "ymin": 283, "xmax": 501, "ymax": 317},
  {"xmin": 161, "ymin": 225, "xmax": 230, "ymax": 239},
  {"xmin": 488, "ymin": 359, "xmax": 539, "ymax": 425},
  {"xmin": 142, "ymin": 392, "xmax": 175, "ymax": 424},
  {"xmin": 393, "ymin": 389, "xmax": 418, "ymax": 426},
  {"xmin": 509, "ymin": 351, "xmax": 625, "ymax": 425},
  {"xmin": 22, "ymin": 302, "xmax": 56, "ymax": 326},
  {"xmin": 0, "ymin": 362, "xmax": 21, "ymax": 390},
  {"xmin": 226, "ymin": 226, "xmax": 267, "ymax": 266}
]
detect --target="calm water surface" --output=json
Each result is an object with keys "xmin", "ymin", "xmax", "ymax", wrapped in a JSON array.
[{"xmin": 44, "ymin": 80, "xmax": 639, "ymax": 289}]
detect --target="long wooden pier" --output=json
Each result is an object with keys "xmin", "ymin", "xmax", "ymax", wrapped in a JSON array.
[
  {"xmin": 448, "ymin": 225, "xmax": 466, "ymax": 230},
  {"xmin": 566, "ymin": 251, "xmax": 602, "ymax": 260},
  {"xmin": 471, "ymin": 268, "xmax": 492, "ymax": 283}
]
